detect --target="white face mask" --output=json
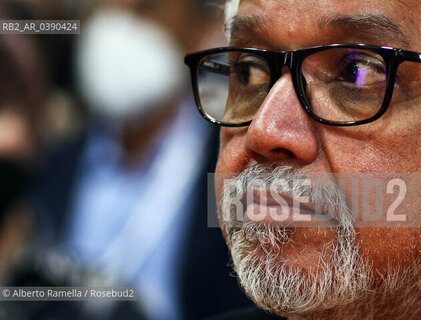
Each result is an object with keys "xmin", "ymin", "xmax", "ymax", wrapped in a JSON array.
[{"xmin": 76, "ymin": 7, "xmax": 184, "ymax": 122}]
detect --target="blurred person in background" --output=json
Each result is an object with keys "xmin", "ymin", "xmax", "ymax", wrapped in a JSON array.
[
  {"xmin": 0, "ymin": 3, "xmax": 100, "ymax": 320},
  {"xmin": 0, "ymin": 3, "xmax": 67, "ymax": 319},
  {"xmin": 0, "ymin": 0, "xmax": 47, "ymax": 286},
  {"xmin": 36, "ymin": 0, "xmax": 251, "ymax": 319}
]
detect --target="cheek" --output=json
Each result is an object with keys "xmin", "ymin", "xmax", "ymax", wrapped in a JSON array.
[
  {"xmin": 320, "ymin": 128, "xmax": 421, "ymax": 173},
  {"xmin": 216, "ymin": 131, "xmax": 249, "ymax": 175},
  {"xmin": 215, "ymin": 130, "xmax": 251, "ymax": 225},
  {"xmin": 357, "ymin": 228, "xmax": 421, "ymax": 278}
]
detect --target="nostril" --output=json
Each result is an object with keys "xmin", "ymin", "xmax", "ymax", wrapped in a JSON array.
[{"xmin": 270, "ymin": 148, "xmax": 295, "ymax": 159}]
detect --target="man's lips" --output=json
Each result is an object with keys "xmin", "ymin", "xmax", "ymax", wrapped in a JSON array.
[{"xmin": 241, "ymin": 189, "xmax": 338, "ymax": 225}]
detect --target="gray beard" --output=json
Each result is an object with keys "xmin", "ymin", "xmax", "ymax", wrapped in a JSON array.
[{"xmin": 221, "ymin": 164, "xmax": 421, "ymax": 319}]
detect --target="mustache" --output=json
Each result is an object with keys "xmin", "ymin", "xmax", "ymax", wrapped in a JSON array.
[
  {"xmin": 221, "ymin": 165, "xmax": 375, "ymax": 317},
  {"xmin": 221, "ymin": 164, "xmax": 355, "ymax": 230}
]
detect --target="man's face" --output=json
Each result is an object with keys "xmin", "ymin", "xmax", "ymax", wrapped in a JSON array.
[{"xmin": 215, "ymin": 0, "xmax": 421, "ymax": 318}]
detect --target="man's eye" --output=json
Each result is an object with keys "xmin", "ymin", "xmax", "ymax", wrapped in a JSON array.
[
  {"xmin": 338, "ymin": 55, "xmax": 386, "ymax": 87},
  {"xmin": 233, "ymin": 59, "xmax": 270, "ymax": 86}
]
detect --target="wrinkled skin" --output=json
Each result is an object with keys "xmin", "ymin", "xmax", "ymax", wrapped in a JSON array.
[{"xmin": 215, "ymin": 0, "xmax": 421, "ymax": 318}]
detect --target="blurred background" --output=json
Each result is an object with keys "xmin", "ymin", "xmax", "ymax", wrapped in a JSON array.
[{"xmin": 0, "ymin": 0, "xmax": 251, "ymax": 319}]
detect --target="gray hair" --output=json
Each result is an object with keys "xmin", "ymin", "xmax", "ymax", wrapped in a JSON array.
[
  {"xmin": 222, "ymin": 164, "xmax": 371, "ymax": 317},
  {"xmin": 224, "ymin": 0, "xmax": 240, "ymax": 38},
  {"xmin": 221, "ymin": 164, "xmax": 421, "ymax": 319}
]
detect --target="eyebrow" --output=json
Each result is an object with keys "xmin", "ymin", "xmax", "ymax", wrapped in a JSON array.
[
  {"xmin": 227, "ymin": 13, "xmax": 410, "ymax": 49},
  {"xmin": 318, "ymin": 14, "xmax": 410, "ymax": 48}
]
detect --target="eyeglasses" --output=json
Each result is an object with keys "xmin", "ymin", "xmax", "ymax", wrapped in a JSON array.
[{"xmin": 184, "ymin": 44, "xmax": 421, "ymax": 127}]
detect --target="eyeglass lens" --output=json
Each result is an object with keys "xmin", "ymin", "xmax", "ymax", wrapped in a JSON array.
[{"xmin": 196, "ymin": 48, "xmax": 388, "ymax": 124}]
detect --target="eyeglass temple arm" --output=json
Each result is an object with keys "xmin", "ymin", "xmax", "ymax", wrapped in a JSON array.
[
  {"xmin": 400, "ymin": 50, "xmax": 421, "ymax": 63},
  {"xmin": 201, "ymin": 60, "xmax": 230, "ymax": 75}
]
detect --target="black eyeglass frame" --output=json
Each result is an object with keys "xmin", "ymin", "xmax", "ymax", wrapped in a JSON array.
[{"xmin": 184, "ymin": 43, "xmax": 421, "ymax": 127}]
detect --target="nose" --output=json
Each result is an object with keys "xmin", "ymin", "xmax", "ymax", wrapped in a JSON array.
[{"xmin": 244, "ymin": 72, "xmax": 319, "ymax": 165}]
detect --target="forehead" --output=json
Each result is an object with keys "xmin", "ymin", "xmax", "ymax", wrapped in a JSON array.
[{"xmin": 232, "ymin": 0, "xmax": 421, "ymax": 50}]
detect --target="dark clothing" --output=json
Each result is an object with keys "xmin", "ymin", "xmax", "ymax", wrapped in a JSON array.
[
  {"xmin": 208, "ymin": 306, "xmax": 287, "ymax": 320},
  {"xmin": 0, "ymin": 251, "xmax": 146, "ymax": 320},
  {"xmin": 33, "ymin": 124, "xmax": 252, "ymax": 320}
]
